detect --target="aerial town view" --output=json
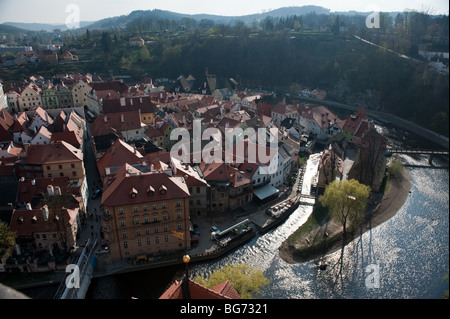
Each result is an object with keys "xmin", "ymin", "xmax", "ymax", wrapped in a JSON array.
[{"xmin": 0, "ymin": 0, "xmax": 448, "ymax": 311}]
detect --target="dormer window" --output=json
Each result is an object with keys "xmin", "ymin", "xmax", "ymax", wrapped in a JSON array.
[
  {"xmin": 147, "ymin": 185, "xmax": 155, "ymax": 196},
  {"xmin": 159, "ymin": 185, "xmax": 167, "ymax": 195},
  {"xmin": 130, "ymin": 188, "xmax": 138, "ymax": 199}
]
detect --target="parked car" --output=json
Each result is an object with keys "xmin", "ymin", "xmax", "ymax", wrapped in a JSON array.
[
  {"xmin": 210, "ymin": 226, "xmax": 220, "ymax": 234},
  {"xmin": 193, "ymin": 224, "xmax": 200, "ymax": 235},
  {"xmin": 91, "ymin": 189, "xmax": 102, "ymax": 199}
]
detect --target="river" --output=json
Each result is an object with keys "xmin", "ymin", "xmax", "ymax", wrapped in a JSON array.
[{"xmin": 84, "ymin": 126, "xmax": 449, "ymax": 299}]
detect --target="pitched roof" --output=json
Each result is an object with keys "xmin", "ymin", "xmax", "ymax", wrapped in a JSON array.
[
  {"xmin": 17, "ymin": 176, "xmax": 71, "ymax": 204},
  {"xmin": 145, "ymin": 124, "xmax": 163, "ymax": 138},
  {"xmin": 101, "ymin": 163, "xmax": 189, "ymax": 207},
  {"xmin": 10, "ymin": 208, "xmax": 77, "ymax": 237},
  {"xmin": 300, "ymin": 105, "xmax": 340, "ymax": 128},
  {"xmin": 90, "ymin": 81, "xmax": 129, "ymax": 94},
  {"xmin": 26, "ymin": 141, "xmax": 83, "ymax": 165},
  {"xmin": 198, "ymin": 161, "xmax": 230, "ymax": 182},
  {"xmin": 159, "ymin": 279, "xmax": 240, "ymax": 299},
  {"xmin": 97, "ymin": 139, "xmax": 143, "ymax": 177},
  {"xmin": 342, "ymin": 107, "xmax": 369, "ymax": 135},
  {"xmin": 102, "ymin": 96, "xmax": 155, "ymax": 114},
  {"xmin": 90, "ymin": 111, "xmax": 142, "ymax": 137}
]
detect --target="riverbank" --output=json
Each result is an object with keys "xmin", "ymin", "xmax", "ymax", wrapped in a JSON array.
[{"xmin": 279, "ymin": 168, "xmax": 412, "ymax": 264}]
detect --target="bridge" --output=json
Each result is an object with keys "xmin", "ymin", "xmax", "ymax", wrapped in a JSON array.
[
  {"xmin": 385, "ymin": 149, "xmax": 449, "ymax": 167},
  {"xmin": 385, "ymin": 149, "xmax": 449, "ymax": 156},
  {"xmin": 54, "ymin": 238, "xmax": 98, "ymax": 299}
]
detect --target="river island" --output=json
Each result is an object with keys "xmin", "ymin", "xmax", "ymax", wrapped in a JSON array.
[{"xmin": 279, "ymin": 164, "xmax": 412, "ymax": 264}]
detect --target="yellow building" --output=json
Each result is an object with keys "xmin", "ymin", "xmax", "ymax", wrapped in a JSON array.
[{"xmin": 101, "ymin": 163, "xmax": 190, "ymax": 262}]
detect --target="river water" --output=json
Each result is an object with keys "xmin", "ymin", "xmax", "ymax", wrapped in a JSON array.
[{"xmin": 85, "ymin": 126, "xmax": 449, "ymax": 299}]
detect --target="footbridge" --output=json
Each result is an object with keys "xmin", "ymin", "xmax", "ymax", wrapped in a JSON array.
[
  {"xmin": 385, "ymin": 148, "xmax": 449, "ymax": 166},
  {"xmin": 385, "ymin": 149, "xmax": 449, "ymax": 156},
  {"xmin": 54, "ymin": 238, "xmax": 98, "ymax": 299}
]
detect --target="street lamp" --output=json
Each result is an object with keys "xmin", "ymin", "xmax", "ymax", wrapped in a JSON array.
[
  {"xmin": 182, "ymin": 254, "xmax": 191, "ymax": 299},
  {"xmin": 183, "ymin": 254, "xmax": 190, "ymax": 279}
]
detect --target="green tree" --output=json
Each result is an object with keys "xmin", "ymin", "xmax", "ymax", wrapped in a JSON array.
[
  {"xmin": 139, "ymin": 45, "xmax": 151, "ymax": 62},
  {"xmin": 194, "ymin": 263, "xmax": 269, "ymax": 299},
  {"xmin": 101, "ymin": 31, "xmax": 112, "ymax": 54},
  {"xmin": 0, "ymin": 223, "xmax": 16, "ymax": 257},
  {"xmin": 388, "ymin": 160, "xmax": 405, "ymax": 177},
  {"xmin": 319, "ymin": 179, "xmax": 371, "ymax": 237}
]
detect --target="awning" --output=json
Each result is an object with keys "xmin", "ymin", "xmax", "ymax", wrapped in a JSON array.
[{"xmin": 253, "ymin": 184, "xmax": 279, "ymax": 200}]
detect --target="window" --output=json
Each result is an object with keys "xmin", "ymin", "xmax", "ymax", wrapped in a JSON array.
[
  {"xmin": 137, "ymin": 239, "xmax": 142, "ymax": 247},
  {"xmin": 122, "ymin": 231, "xmax": 127, "ymax": 238},
  {"xmin": 197, "ymin": 187, "xmax": 200, "ymax": 193},
  {"xmin": 143, "ymin": 206, "xmax": 148, "ymax": 211},
  {"xmin": 177, "ymin": 222, "xmax": 182, "ymax": 230},
  {"xmin": 176, "ymin": 210, "xmax": 182, "ymax": 219},
  {"xmin": 123, "ymin": 241, "xmax": 128, "ymax": 249},
  {"xmin": 118, "ymin": 208, "xmax": 124, "ymax": 214},
  {"xmin": 154, "ymin": 226, "xmax": 159, "ymax": 233},
  {"xmin": 163, "ymin": 224, "xmax": 168, "ymax": 232},
  {"xmin": 58, "ymin": 165, "xmax": 63, "ymax": 169},
  {"xmin": 146, "ymin": 238, "xmax": 151, "ymax": 245},
  {"xmin": 145, "ymin": 228, "xmax": 150, "ymax": 235},
  {"xmin": 152, "ymin": 204, "xmax": 157, "ymax": 210},
  {"xmin": 47, "ymin": 166, "xmax": 51, "ymax": 170},
  {"xmin": 176, "ymin": 200, "xmax": 181, "ymax": 207},
  {"xmin": 153, "ymin": 214, "xmax": 158, "ymax": 222},
  {"xmin": 72, "ymin": 171, "xmax": 77, "ymax": 177},
  {"xmin": 60, "ymin": 173, "xmax": 64, "ymax": 177},
  {"xmin": 155, "ymin": 237, "xmax": 160, "ymax": 244},
  {"xmin": 164, "ymin": 235, "xmax": 169, "ymax": 243},
  {"xmin": 162, "ymin": 202, "xmax": 166, "ymax": 208},
  {"xmin": 120, "ymin": 219, "xmax": 125, "ymax": 227},
  {"xmin": 133, "ymin": 207, "xmax": 138, "ymax": 213},
  {"xmin": 143, "ymin": 215, "xmax": 149, "ymax": 223},
  {"xmin": 71, "ymin": 163, "xmax": 75, "ymax": 168},
  {"xmin": 163, "ymin": 213, "xmax": 168, "ymax": 220},
  {"xmin": 134, "ymin": 216, "xmax": 140, "ymax": 224}
]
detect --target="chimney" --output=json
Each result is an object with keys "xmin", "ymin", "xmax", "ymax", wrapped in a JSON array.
[
  {"xmin": 120, "ymin": 97, "xmax": 126, "ymax": 106},
  {"xmin": 42, "ymin": 205, "xmax": 49, "ymax": 221},
  {"xmin": 54, "ymin": 186, "xmax": 62, "ymax": 196},
  {"xmin": 31, "ymin": 179, "xmax": 36, "ymax": 186},
  {"xmin": 130, "ymin": 99, "xmax": 133, "ymax": 106},
  {"xmin": 47, "ymin": 185, "xmax": 55, "ymax": 196},
  {"xmin": 26, "ymin": 203, "xmax": 32, "ymax": 210},
  {"xmin": 121, "ymin": 114, "xmax": 124, "ymax": 123},
  {"xmin": 104, "ymin": 116, "xmax": 108, "ymax": 123}
]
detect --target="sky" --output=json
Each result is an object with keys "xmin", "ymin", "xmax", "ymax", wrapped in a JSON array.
[{"xmin": 0, "ymin": 0, "xmax": 448, "ymax": 24}]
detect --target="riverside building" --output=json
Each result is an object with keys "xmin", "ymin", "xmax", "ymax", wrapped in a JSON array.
[{"xmin": 101, "ymin": 163, "xmax": 191, "ymax": 262}]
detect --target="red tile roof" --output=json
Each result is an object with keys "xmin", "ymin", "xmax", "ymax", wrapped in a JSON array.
[
  {"xmin": 90, "ymin": 111, "xmax": 142, "ymax": 137},
  {"xmin": 101, "ymin": 163, "xmax": 190, "ymax": 207},
  {"xmin": 26, "ymin": 141, "xmax": 83, "ymax": 165},
  {"xmin": 102, "ymin": 96, "xmax": 155, "ymax": 114},
  {"xmin": 159, "ymin": 279, "xmax": 241, "ymax": 299},
  {"xmin": 10, "ymin": 207, "xmax": 77, "ymax": 237},
  {"xmin": 97, "ymin": 139, "xmax": 143, "ymax": 177}
]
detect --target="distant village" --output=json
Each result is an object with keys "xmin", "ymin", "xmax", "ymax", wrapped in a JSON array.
[{"xmin": 0, "ymin": 71, "xmax": 387, "ymax": 272}]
